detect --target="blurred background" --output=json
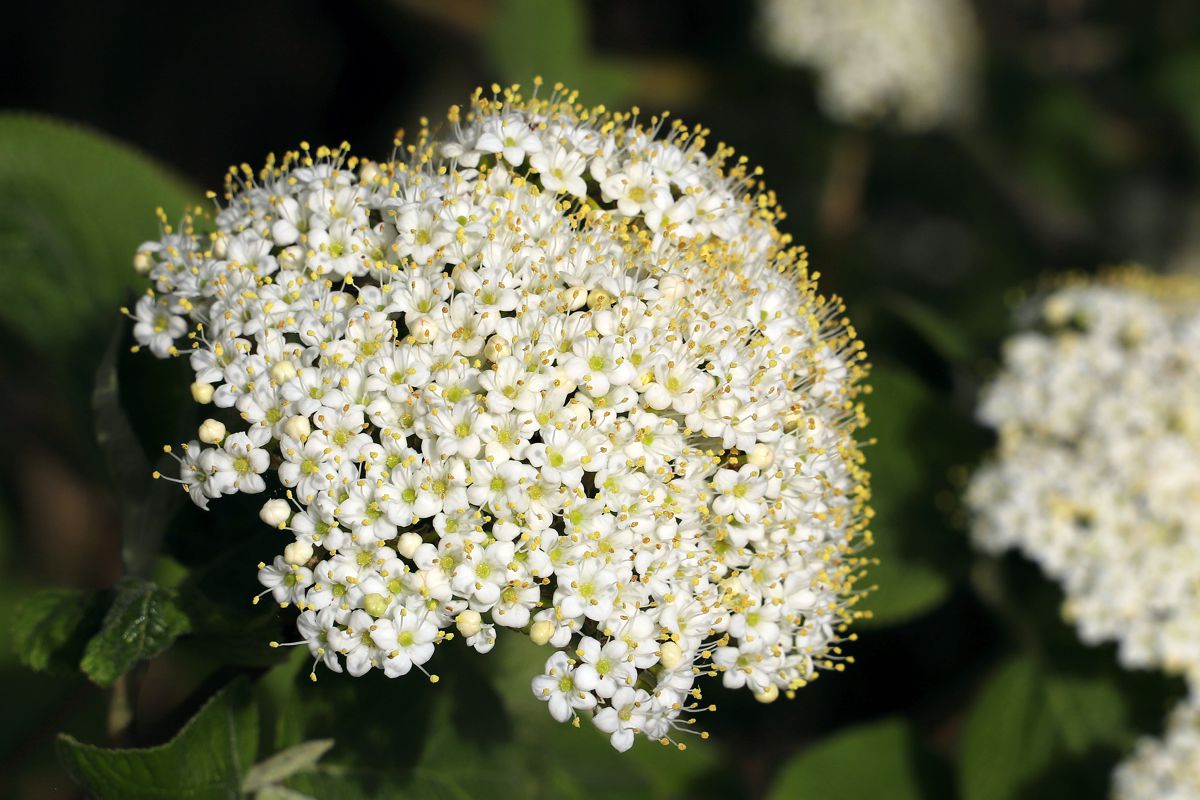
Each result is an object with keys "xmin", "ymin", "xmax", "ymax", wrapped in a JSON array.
[{"xmin": 1, "ymin": 0, "xmax": 1198, "ymax": 797}]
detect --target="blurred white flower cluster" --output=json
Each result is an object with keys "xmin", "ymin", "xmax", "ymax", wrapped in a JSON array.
[
  {"xmin": 758, "ymin": 0, "xmax": 979, "ymax": 132},
  {"xmin": 130, "ymin": 82, "xmax": 872, "ymax": 751},
  {"xmin": 1114, "ymin": 700, "xmax": 1200, "ymax": 800},
  {"xmin": 967, "ymin": 273, "xmax": 1200, "ymax": 687},
  {"xmin": 967, "ymin": 272, "xmax": 1200, "ymax": 794}
]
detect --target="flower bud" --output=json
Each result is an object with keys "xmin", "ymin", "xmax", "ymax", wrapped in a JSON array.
[
  {"xmin": 191, "ymin": 382, "xmax": 214, "ymax": 404},
  {"xmin": 659, "ymin": 640, "xmax": 684, "ymax": 670},
  {"xmin": 270, "ymin": 360, "xmax": 297, "ymax": 384},
  {"xmin": 562, "ymin": 285, "xmax": 588, "ymax": 310},
  {"xmin": 284, "ymin": 540, "xmax": 313, "ymax": 565},
  {"xmin": 455, "ymin": 610, "xmax": 483, "ymax": 638},
  {"xmin": 411, "ymin": 316, "xmax": 438, "ymax": 343},
  {"xmin": 362, "ymin": 593, "xmax": 389, "ymax": 618},
  {"xmin": 587, "ymin": 287, "xmax": 613, "ymax": 310},
  {"xmin": 484, "ymin": 335, "xmax": 511, "ymax": 362},
  {"xmin": 283, "ymin": 415, "xmax": 311, "ymax": 441},
  {"xmin": 658, "ymin": 273, "xmax": 687, "ymax": 303},
  {"xmin": 212, "ymin": 233, "xmax": 229, "ymax": 258},
  {"xmin": 1043, "ymin": 295, "xmax": 1073, "ymax": 326},
  {"xmin": 133, "ymin": 250, "xmax": 155, "ymax": 275},
  {"xmin": 754, "ymin": 684, "xmax": 780, "ymax": 704},
  {"xmin": 260, "ymin": 499, "xmax": 292, "ymax": 528},
  {"xmin": 397, "ymin": 531, "xmax": 424, "ymax": 559},
  {"xmin": 747, "ymin": 443, "xmax": 775, "ymax": 469},
  {"xmin": 198, "ymin": 418, "xmax": 226, "ymax": 444},
  {"xmin": 359, "ymin": 160, "xmax": 380, "ymax": 184},
  {"xmin": 529, "ymin": 619, "xmax": 555, "ymax": 646}
]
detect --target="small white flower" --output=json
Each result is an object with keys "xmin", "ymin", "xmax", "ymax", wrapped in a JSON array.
[{"xmin": 531, "ymin": 651, "xmax": 598, "ymax": 723}]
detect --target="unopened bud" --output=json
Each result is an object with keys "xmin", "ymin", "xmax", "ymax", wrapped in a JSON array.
[
  {"xmin": 397, "ymin": 531, "xmax": 423, "ymax": 559},
  {"xmin": 529, "ymin": 619, "xmax": 555, "ymax": 646},
  {"xmin": 212, "ymin": 233, "xmax": 229, "ymax": 258},
  {"xmin": 283, "ymin": 540, "xmax": 313, "ymax": 565},
  {"xmin": 587, "ymin": 288, "xmax": 614, "ymax": 311},
  {"xmin": 484, "ymin": 335, "xmax": 511, "ymax": 362},
  {"xmin": 455, "ymin": 610, "xmax": 483, "ymax": 638},
  {"xmin": 260, "ymin": 499, "xmax": 292, "ymax": 528},
  {"xmin": 359, "ymin": 160, "xmax": 380, "ymax": 184},
  {"xmin": 191, "ymin": 382, "xmax": 214, "ymax": 404},
  {"xmin": 198, "ymin": 418, "xmax": 226, "ymax": 444},
  {"xmin": 659, "ymin": 640, "xmax": 684, "ymax": 670},
  {"xmin": 754, "ymin": 684, "xmax": 780, "ymax": 704},
  {"xmin": 270, "ymin": 360, "xmax": 297, "ymax": 384},
  {"xmin": 658, "ymin": 273, "xmax": 687, "ymax": 303},
  {"xmin": 1043, "ymin": 295, "xmax": 1073, "ymax": 327},
  {"xmin": 283, "ymin": 415, "xmax": 311, "ymax": 441},
  {"xmin": 411, "ymin": 316, "xmax": 438, "ymax": 343},
  {"xmin": 562, "ymin": 285, "xmax": 588, "ymax": 311},
  {"xmin": 747, "ymin": 443, "xmax": 775, "ymax": 469},
  {"xmin": 133, "ymin": 250, "xmax": 155, "ymax": 275},
  {"xmin": 363, "ymin": 593, "xmax": 389, "ymax": 618}
]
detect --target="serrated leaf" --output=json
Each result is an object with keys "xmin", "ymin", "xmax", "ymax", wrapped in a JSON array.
[
  {"xmin": 241, "ymin": 740, "xmax": 334, "ymax": 793},
  {"xmin": 58, "ymin": 678, "xmax": 258, "ymax": 800},
  {"xmin": 0, "ymin": 114, "xmax": 196, "ymax": 352},
  {"xmin": 12, "ymin": 587, "xmax": 108, "ymax": 673},
  {"xmin": 767, "ymin": 718, "xmax": 923, "ymax": 800},
  {"xmin": 80, "ymin": 577, "xmax": 190, "ymax": 687}
]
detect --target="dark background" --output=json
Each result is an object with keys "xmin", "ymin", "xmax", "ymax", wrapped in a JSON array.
[{"xmin": 2, "ymin": 1, "xmax": 1198, "ymax": 797}]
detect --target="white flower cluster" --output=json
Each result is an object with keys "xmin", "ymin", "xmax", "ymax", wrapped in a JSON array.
[
  {"xmin": 131, "ymin": 82, "xmax": 872, "ymax": 751},
  {"xmin": 1114, "ymin": 700, "xmax": 1200, "ymax": 800},
  {"xmin": 966, "ymin": 273, "xmax": 1200, "ymax": 689},
  {"xmin": 758, "ymin": 0, "xmax": 979, "ymax": 132}
]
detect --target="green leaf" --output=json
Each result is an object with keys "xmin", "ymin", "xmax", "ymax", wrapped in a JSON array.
[
  {"xmin": 767, "ymin": 718, "xmax": 923, "ymax": 800},
  {"xmin": 959, "ymin": 658, "xmax": 1054, "ymax": 800},
  {"xmin": 861, "ymin": 557, "xmax": 952, "ymax": 628},
  {"xmin": 1042, "ymin": 673, "xmax": 1128, "ymax": 756},
  {"xmin": 58, "ymin": 678, "xmax": 258, "ymax": 800},
  {"xmin": 242, "ymin": 740, "xmax": 334, "ymax": 793},
  {"xmin": 93, "ymin": 327, "xmax": 183, "ymax": 577},
  {"xmin": 12, "ymin": 587, "xmax": 108, "ymax": 673},
  {"xmin": 80, "ymin": 577, "xmax": 190, "ymax": 687},
  {"xmin": 859, "ymin": 364, "xmax": 952, "ymax": 626},
  {"xmin": 1158, "ymin": 49, "xmax": 1200, "ymax": 157},
  {"xmin": 885, "ymin": 294, "xmax": 978, "ymax": 365},
  {"xmin": 255, "ymin": 787, "xmax": 317, "ymax": 800},
  {"xmin": 489, "ymin": 635, "xmax": 718, "ymax": 799},
  {"xmin": 486, "ymin": 0, "xmax": 633, "ymax": 107},
  {"xmin": 0, "ymin": 113, "xmax": 197, "ymax": 351},
  {"xmin": 958, "ymin": 657, "xmax": 1129, "ymax": 800},
  {"xmin": 863, "ymin": 364, "xmax": 929, "ymax": 519}
]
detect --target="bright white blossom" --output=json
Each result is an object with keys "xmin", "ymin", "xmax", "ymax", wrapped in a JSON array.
[
  {"xmin": 1114, "ymin": 700, "xmax": 1200, "ymax": 800},
  {"xmin": 967, "ymin": 272, "xmax": 1200, "ymax": 693},
  {"xmin": 133, "ymin": 81, "xmax": 872, "ymax": 750},
  {"xmin": 758, "ymin": 0, "xmax": 979, "ymax": 132}
]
